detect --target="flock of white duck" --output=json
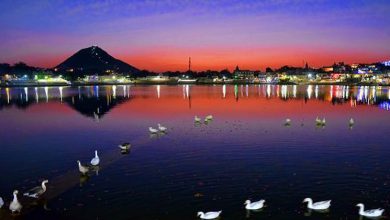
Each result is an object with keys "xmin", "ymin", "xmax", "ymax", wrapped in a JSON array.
[
  {"xmin": 194, "ymin": 115, "xmax": 214, "ymax": 123},
  {"xmin": 0, "ymin": 180, "xmax": 49, "ymax": 213},
  {"xmin": 0, "ymin": 115, "xmax": 383, "ymax": 219},
  {"xmin": 0, "ymin": 123, "xmax": 153, "ymax": 215},
  {"xmin": 77, "ymin": 150, "xmax": 101, "ymax": 175},
  {"xmin": 149, "ymin": 115, "xmax": 212, "ymax": 136},
  {"xmin": 0, "ymin": 149, "xmax": 102, "ymax": 214},
  {"xmin": 285, "ymin": 117, "xmax": 355, "ymax": 128},
  {"xmin": 197, "ymin": 198, "xmax": 384, "ymax": 219},
  {"xmin": 149, "ymin": 123, "xmax": 168, "ymax": 134}
]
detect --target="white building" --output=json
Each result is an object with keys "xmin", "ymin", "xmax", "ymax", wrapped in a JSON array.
[{"xmin": 382, "ymin": 60, "xmax": 390, "ymax": 66}]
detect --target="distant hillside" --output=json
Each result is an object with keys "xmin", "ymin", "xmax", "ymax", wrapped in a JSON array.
[
  {"xmin": 0, "ymin": 62, "xmax": 41, "ymax": 76},
  {"xmin": 56, "ymin": 46, "xmax": 139, "ymax": 75}
]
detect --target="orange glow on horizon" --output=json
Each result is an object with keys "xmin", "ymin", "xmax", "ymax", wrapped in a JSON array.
[{"xmin": 11, "ymin": 46, "xmax": 390, "ymax": 73}]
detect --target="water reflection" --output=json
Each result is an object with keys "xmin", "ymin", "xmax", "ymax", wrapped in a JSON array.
[
  {"xmin": 149, "ymin": 132, "xmax": 167, "ymax": 139},
  {"xmin": 6, "ymin": 87, "xmax": 10, "ymax": 104},
  {"xmin": 234, "ymin": 84, "xmax": 238, "ymax": 100},
  {"xmin": 112, "ymin": 85, "xmax": 117, "ymax": 99},
  {"xmin": 79, "ymin": 173, "xmax": 90, "ymax": 187},
  {"xmin": 24, "ymin": 87, "xmax": 28, "ymax": 102},
  {"xmin": 245, "ymin": 209, "xmax": 264, "ymax": 218},
  {"xmin": 388, "ymin": 89, "xmax": 390, "ymax": 100},
  {"xmin": 44, "ymin": 87, "xmax": 49, "ymax": 102},
  {"xmin": 281, "ymin": 85, "xmax": 287, "ymax": 99},
  {"xmin": 183, "ymin": 85, "xmax": 190, "ymax": 99},
  {"xmin": 59, "ymin": 86, "xmax": 63, "ymax": 102},
  {"xmin": 35, "ymin": 87, "xmax": 38, "ymax": 103},
  {"xmin": 293, "ymin": 85, "xmax": 297, "ymax": 98},
  {"xmin": 266, "ymin": 84, "xmax": 271, "ymax": 98},
  {"xmin": 0, "ymin": 85, "xmax": 389, "ymax": 119},
  {"xmin": 307, "ymin": 85, "xmax": 313, "ymax": 99},
  {"xmin": 1, "ymin": 84, "xmax": 390, "ymax": 220},
  {"xmin": 304, "ymin": 208, "xmax": 330, "ymax": 217}
]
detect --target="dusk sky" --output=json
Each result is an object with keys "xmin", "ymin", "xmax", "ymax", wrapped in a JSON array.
[{"xmin": 0, "ymin": 0, "xmax": 389, "ymax": 72}]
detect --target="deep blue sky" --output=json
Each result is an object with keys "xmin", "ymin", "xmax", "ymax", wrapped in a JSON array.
[{"xmin": 0, "ymin": 0, "xmax": 389, "ymax": 71}]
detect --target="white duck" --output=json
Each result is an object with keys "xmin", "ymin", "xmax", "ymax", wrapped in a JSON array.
[
  {"xmin": 197, "ymin": 211, "xmax": 222, "ymax": 219},
  {"xmin": 315, "ymin": 116, "xmax": 322, "ymax": 125},
  {"xmin": 303, "ymin": 198, "xmax": 331, "ymax": 210},
  {"xmin": 285, "ymin": 118, "xmax": 291, "ymax": 126},
  {"xmin": 245, "ymin": 199, "xmax": 265, "ymax": 210},
  {"xmin": 349, "ymin": 118, "xmax": 355, "ymax": 126},
  {"xmin": 0, "ymin": 196, "xmax": 4, "ymax": 208},
  {"xmin": 23, "ymin": 180, "xmax": 48, "ymax": 198},
  {"xmin": 157, "ymin": 123, "xmax": 167, "ymax": 132},
  {"xmin": 77, "ymin": 160, "xmax": 89, "ymax": 175},
  {"xmin": 90, "ymin": 150, "xmax": 100, "ymax": 166},
  {"xmin": 9, "ymin": 190, "xmax": 22, "ymax": 213},
  {"xmin": 356, "ymin": 203, "xmax": 384, "ymax": 218},
  {"xmin": 118, "ymin": 143, "xmax": 131, "ymax": 150},
  {"xmin": 149, "ymin": 127, "xmax": 158, "ymax": 134},
  {"xmin": 205, "ymin": 115, "xmax": 213, "ymax": 120},
  {"xmin": 195, "ymin": 116, "xmax": 201, "ymax": 123}
]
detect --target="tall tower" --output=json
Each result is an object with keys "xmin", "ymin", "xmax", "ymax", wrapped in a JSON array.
[{"xmin": 188, "ymin": 57, "xmax": 191, "ymax": 72}]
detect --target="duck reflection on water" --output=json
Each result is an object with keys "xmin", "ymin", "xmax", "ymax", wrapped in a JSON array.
[
  {"xmin": 79, "ymin": 173, "xmax": 90, "ymax": 187},
  {"xmin": 245, "ymin": 208, "xmax": 264, "ymax": 219},
  {"xmin": 304, "ymin": 208, "xmax": 330, "ymax": 217}
]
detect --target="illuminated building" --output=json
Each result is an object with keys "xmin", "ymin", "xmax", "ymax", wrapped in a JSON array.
[
  {"xmin": 322, "ymin": 66, "xmax": 333, "ymax": 72},
  {"xmin": 233, "ymin": 66, "xmax": 259, "ymax": 80}
]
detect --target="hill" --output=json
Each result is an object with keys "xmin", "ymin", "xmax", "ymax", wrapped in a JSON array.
[{"xmin": 56, "ymin": 46, "xmax": 139, "ymax": 75}]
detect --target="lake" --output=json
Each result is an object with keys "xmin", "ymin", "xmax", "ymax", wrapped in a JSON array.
[{"xmin": 0, "ymin": 85, "xmax": 389, "ymax": 220}]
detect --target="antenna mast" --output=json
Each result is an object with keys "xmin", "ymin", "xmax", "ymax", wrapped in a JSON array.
[{"xmin": 189, "ymin": 57, "xmax": 191, "ymax": 72}]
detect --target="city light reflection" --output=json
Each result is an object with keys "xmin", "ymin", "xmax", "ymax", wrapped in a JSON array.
[
  {"xmin": 44, "ymin": 87, "xmax": 49, "ymax": 102},
  {"xmin": 291, "ymin": 85, "xmax": 296, "ymax": 98},
  {"xmin": 112, "ymin": 85, "xmax": 117, "ymax": 99},
  {"xmin": 24, "ymin": 87, "xmax": 28, "ymax": 102},
  {"xmin": 388, "ymin": 88, "xmax": 390, "ymax": 100},
  {"xmin": 95, "ymin": 85, "xmax": 99, "ymax": 98},
  {"xmin": 330, "ymin": 85, "xmax": 333, "ymax": 100},
  {"xmin": 35, "ymin": 87, "xmax": 38, "ymax": 103},
  {"xmin": 357, "ymin": 87, "xmax": 363, "ymax": 101},
  {"xmin": 266, "ymin": 85, "xmax": 271, "ymax": 98},
  {"xmin": 364, "ymin": 86, "xmax": 369, "ymax": 103},
  {"xmin": 59, "ymin": 87, "xmax": 63, "ymax": 102},
  {"xmin": 0, "ymin": 85, "xmax": 389, "ymax": 112},
  {"xmin": 182, "ymin": 85, "xmax": 190, "ymax": 99},
  {"xmin": 281, "ymin": 85, "xmax": 287, "ymax": 99},
  {"xmin": 122, "ymin": 85, "xmax": 126, "ymax": 98},
  {"xmin": 234, "ymin": 85, "xmax": 238, "ymax": 100},
  {"xmin": 6, "ymin": 88, "xmax": 10, "ymax": 104},
  {"xmin": 307, "ymin": 85, "xmax": 313, "ymax": 99}
]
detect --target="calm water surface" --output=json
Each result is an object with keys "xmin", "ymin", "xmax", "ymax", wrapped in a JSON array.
[{"xmin": 0, "ymin": 85, "xmax": 389, "ymax": 220}]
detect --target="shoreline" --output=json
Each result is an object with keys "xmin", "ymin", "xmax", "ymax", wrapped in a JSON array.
[{"xmin": 1, "ymin": 81, "xmax": 389, "ymax": 87}]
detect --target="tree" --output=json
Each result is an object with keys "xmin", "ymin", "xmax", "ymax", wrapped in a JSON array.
[
  {"xmin": 0, "ymin": 63, "xmax": 11, "ymax": 75},
  {"xmin": 220, "ymin": 69, "xmax": 231, "ymax": 78},
  {"xmin": 265, "ymin": 67, "xmax": 273, "ymax": 73}
]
